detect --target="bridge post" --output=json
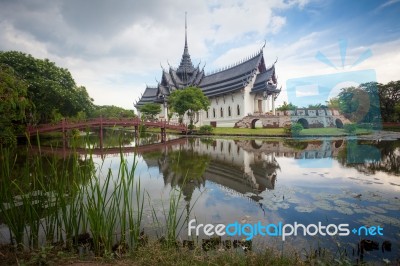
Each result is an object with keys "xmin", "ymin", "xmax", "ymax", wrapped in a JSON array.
[
  {"xmin": 62, "ymin": 118, "xmax": 67, "ymax": 148},
  {"xmin": 134, "ymin": 125, "xmax": 139, "ymax": 139},
  {"xmin": 161, "ymin": 120, "xmax": 166, "ymax": 143},
  {"xmin": 99, "ymin": 116, "xmax": 103, "ymax": 149},
  {"xmin": 161, "ymin": 128, "xmax": 166, "ymax": 143}
]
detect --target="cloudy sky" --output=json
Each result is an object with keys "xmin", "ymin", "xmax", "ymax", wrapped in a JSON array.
[{"xmin": 1, "ymin": 0, "xmax": 399, "ymax": 110}]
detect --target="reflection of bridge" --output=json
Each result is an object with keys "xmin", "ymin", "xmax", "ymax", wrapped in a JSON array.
[
  {"xmin": 26, "ymin": 117, "xmax": 188, "ymax": 137},
  {"xmin": 29, "ymin": 137, "xmax": 188, "ymax": 158}
]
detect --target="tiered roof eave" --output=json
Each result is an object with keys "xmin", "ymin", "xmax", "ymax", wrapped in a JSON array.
[{"xmin": 135, "ymin": 48, "xmax": 280, "ymax": 109}]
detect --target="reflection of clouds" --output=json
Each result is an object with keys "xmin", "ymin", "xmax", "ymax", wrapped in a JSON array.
[
  {"xmin": 285, "ymin": 186, "xmax": 400, "ymax": 233},
  {"xmin": 359, "ymin": 214, "xmax": 400, "ymax": 228},
  {"xmin": 95, "ymin": 137, "xmax": 399, "ymax": 255},
  {"xmin": 188, "ymin": 183, "xmax": 265, "ymax": 226},
  {"xmin": 277, "ymin": 157, "xmax": 400, "ymax": 192}
]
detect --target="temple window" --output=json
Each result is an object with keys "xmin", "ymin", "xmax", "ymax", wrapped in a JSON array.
[
  {"xmin": 228, "ymin": 106, "xmax": 232, "ymax": 117},
  {"xmin": 213, "ymin": 108, "xmax": 216, "ymax": 118},
  {"xmin": 237, "ymin": 105, "xmax": 240, "ymax": 116},
  {"xmin": 220, "ymin": 107, "xmax": 224, "ymax": 117}
]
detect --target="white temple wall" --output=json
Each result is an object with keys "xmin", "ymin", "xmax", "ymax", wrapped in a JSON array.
[
  {"xmin": 155, "ymin": 72, "xmax": 264, "ymax": 127},
  {"xmin": 198, "ymin": 91, "xmax": 247, "ymax": 127}
]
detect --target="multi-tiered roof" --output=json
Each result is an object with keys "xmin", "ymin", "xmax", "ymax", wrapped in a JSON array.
[{"xmin": 135, "ymin": 19, "xmax": 280, "ymax": 109}]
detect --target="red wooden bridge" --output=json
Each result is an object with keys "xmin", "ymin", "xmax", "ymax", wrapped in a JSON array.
[{"xmin": 26, "ymin": 117, "xmax": 188, "ymax": 136}]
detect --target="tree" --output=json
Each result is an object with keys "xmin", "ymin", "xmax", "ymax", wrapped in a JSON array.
[
  {"xmin": 139, "ymin": 103, "xmax": 161, "ymax": 120},
  {"xmin": 276, "ymin": 101, "xmax": 297, "ymax": 111},
  {"xmin": 168, "ymin": 86, "xmax": 210, "ymax": 126},
  {"xmin": 0, "ymin": 51, "xmax": 94, "ymax": 123},
  {"xmin": 0, "ymin": 64, "xmax": 31, "ymax": 144},
  {"xmin": 90, "ymin": 105, "xmax": 135, "ymax": 119},
  {"xmin": 378, "ymin": 81, "xmax": 400, "ymax": 122},
  {"xmin": 338, "ymin": 82, "xmax": 381, "ymax": 123},
  {"xmin": 326, "ymin": 97, "xmax": 340, "ymax": 109}
]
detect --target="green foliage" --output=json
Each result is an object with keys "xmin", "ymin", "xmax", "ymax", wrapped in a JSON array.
[
  {"xmin": 139, "ymin": 103, "xmax": 161, "ymax": 120},
  {"xmin": 51, "ymin": 109, "xmax": 63, "ymax": 124},
  {"xmin": 327, "ymin": 97, "xmax": 340, "ymax": 109},
  {"xmin": 168, "ymin": 86, "xmax": 210, "ymax": 126},
  {"xmin": 291, "ymin": 123, "xmax": 304, "ymax": 135},
  {"xmin": 0, "ymin": 127, "xmax": 17, "ymax": 145},
  {"xmin": 283, "ymin": 139, "xmax": 308, "ymax": 150},
  {"xmin": 0, "ymin": 64, "xmax": 31, "ymax": 144},
  {"xmin": 198, "ymin": 125, "xmax": 214, "ymax": 134},
  {"xmin": 284, "ymin": 123, "xmax": 303, "ymax": 135},
  {"xmin": 337, "ymin": 82, "xmax": 381, "ymax": 123},
  {"xmin": 90, "ymin": 105, "xmax": 135, "ymax": 119},
  {"xmin": 276, "ymin": 101, "xmax": 297, "ymax": 111},
  {"xmin": 0, "ymin": 51, "xmax": 94, "ymax": 123},
  {"xmin": 379, "ymin": 80, "xmax": 400, "ymax": 122},
  {"xmin": 343, "ymin": 123, "xmax": 357, "ymax": 134}
]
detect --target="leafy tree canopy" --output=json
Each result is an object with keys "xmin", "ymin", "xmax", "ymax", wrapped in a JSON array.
[
  {"xmin": 326, "ymin": 97, "xmax": 340, "ymax": 109},
  {"xmin": 337, "ymin": 82, "xmax": 381, "ymax": 123},
  {"xmin": 139, "ymin": 103, "xmax": 161, "ymax": 120},
  {"xmin": 90, "ymin": 105, "xmax": 135, "ymax": 119},
  {"xmin": 168, "ymin": 86, "xmax": 210, "ymax": 125},
  {"xmin": 378, "ymin": 80, "xmax": 400, "ymax": 122},
  {"xmin": 0, "ymin": 64, "xmax": 31, "ymax": 144},
  {"xmin": 0, "ymin": 51, "xmax": 94, "ymax": 123},
  {"xmin": 276, "ymin": 101, "xmax": 297, "ymax": 111}
]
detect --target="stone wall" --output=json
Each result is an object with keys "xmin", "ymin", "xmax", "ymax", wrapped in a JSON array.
[{"xmin": 234, "ymin": 109, "xmax": 350, "ymax": 129}]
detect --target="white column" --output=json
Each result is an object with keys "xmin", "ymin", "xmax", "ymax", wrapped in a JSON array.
[
  {"xmin": 265, "ymin": 95, "xmax": 270, "ymax": 113},
  {"xmin": 164, "ymin": 105, "xmax": 168, "ymax": 121},
  {"xmin": 262, "ymin": 98, "xmax": 267, "ymax": 114},
  {"xmin": 272, "ymin": 93, "xmax": 276, "ymax": 115}
]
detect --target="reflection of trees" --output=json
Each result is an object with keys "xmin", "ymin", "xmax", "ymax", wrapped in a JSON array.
[
  {"xmin": 337, "ymin": 140, "xmax": 400, "ymax": 175},
  {"xmin": 0, "ymin": 146, "xmax": 94, "ymax": 246},
  {"xmin": 40, "ymin": 129, "xmax": 137, "ymax": 148},
  {"xmin": 158, "ymin": 147, "xmax": 210, "ymax": 202},
  {"xmin": 283, "ymin": 139, "xmax": 308, "ymax": 150},
  {"xmin": 1, "ymin": 146, "xmax": 94, "ymax": 193},
  {"xmin": 250, "ymin": 158, "xmax": 280, "ymax": 191}
]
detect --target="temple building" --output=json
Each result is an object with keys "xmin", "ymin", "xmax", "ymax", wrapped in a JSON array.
[{"xmin": 134, "ymin": 17, "xmax": 281, "ymax": 127}]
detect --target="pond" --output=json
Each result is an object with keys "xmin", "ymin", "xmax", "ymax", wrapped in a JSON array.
[{"xmin": 0, "ymin": 129, "xmax": 399, "ymax": 263}]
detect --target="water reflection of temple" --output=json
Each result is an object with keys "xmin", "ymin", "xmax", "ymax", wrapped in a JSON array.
[
  {"xmin": 236, "ymin": 139, "xmax": 344, "ymax": 159},
  {"xmin": 141, "ymin": 138, "xmax": 346, "ymax": 204}
]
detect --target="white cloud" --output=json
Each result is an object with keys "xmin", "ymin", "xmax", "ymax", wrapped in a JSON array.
[{"xmin": 0, "ymin": 0, "xmax": 398, "ymax": 110}]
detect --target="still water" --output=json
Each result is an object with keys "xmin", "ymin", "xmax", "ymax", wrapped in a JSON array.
[
  {"xmin": 1, "ymin": 130, "xmax": 399, "ymax": 262},
  {"xmin": 135, "ymin": 135, "xmax": 399, "ymax": 262}
]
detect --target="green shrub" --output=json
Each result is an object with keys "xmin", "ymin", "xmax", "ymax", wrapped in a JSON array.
[
  {"xmin": 284, "ymin": 123, "xmax": 303, "ymax": 135},
  {"xmin": 0, "ymin": 127, "xmax": 17, "ymax": 145},
  {"xmin": 198, "ymin": 125, "xmax": 214, "ymax": 134},
  {"xmin": 343, "ymin": 123, "xmax": 357, "ymax": 134}
]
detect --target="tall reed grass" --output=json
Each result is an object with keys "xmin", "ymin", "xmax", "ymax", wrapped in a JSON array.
[{"xmin": 0, "ymin": 133, "xmax": 192, "ymax": 257}]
